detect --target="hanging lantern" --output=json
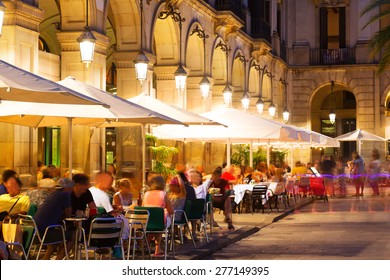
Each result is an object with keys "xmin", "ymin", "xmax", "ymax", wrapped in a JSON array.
[
  {"xmin": 199, "ymin": 76, "xmax": 211, "ymax": 100},
  {"xmin": 256, "ymin": 98, "xmax": 264, "ymax": 114},
  {"xmin": 269, "ymin": 102, "xmax": 276, "ymax": 118},
  {"xmin": 78, "ymin": 26, "xmax": 96, "ymax": 67},
  {"xmin": 133, "ymin": 51, "xmax": 149, "ymax": 85}
]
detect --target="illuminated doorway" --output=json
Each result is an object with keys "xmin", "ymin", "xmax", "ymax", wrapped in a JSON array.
[{"xmin": 44, "ymin": 127, "xmax": 61, "ymax": 167}]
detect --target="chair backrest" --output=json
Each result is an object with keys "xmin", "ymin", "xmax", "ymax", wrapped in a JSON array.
[
  {"xmin": 299, "ymin": 176, "xmax": 310, "ymax": 187},
  {"xmin": 125, "ymin": 208, "xmax": 149, "ymax": 231},
  {"xmin": 134, "ymin": 206, "xmax": 165, "ymax": 232},
  {"xmin": 17, "ymin": 214, "xmax": 41, "ymax": 244},
  {"xmin": 88, "ymin": 217, "xmax": 123, "ymax": 248},
  {"xmin": 185, "ymin": 199, "xmax": 206, "ymax": 220},
  {"xmin": 27, "ymin": 203, "xmax": 38, "ymax": 217},
  {"xmin": 251, "ymin": 185, "xmax": 268, "ymax": 198}
]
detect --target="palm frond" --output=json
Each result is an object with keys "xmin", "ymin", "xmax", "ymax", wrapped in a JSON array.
[{"xmin": 361, "ymin": 0, "xmax": 390, "ymax": 16}]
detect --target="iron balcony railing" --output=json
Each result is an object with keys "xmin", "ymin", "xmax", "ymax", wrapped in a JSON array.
[
  {"xmin": 250, "ymin": 17, "xmax": 271, "ymax": 43},
  {"xmin": 214, "ymin": 0, "xmax": 244, "ymax": 20},
  {"xmin": 310, "ymin": 48, "xmax": 356, "ymax": 65}
]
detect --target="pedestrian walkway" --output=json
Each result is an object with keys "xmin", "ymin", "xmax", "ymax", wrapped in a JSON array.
[
  {"xmin": 172, "ymin": 196, "xmax": 313, "ymax": 260},
  {"xmin": 171, "ymin": 189, "xmax": 390, "ymax": 260}
]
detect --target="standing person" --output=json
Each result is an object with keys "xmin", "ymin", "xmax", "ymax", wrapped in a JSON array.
[
  {"xmin": 351, "ymin": 151, "xmax": 365, "ymax": 196},
  {"xmin": 335, "ymin": 157, "xmax": 347, "ymax": 198},
  {"xmin": 368, "ymin": 149, "xmax": 381, "ymax": 196},
  {"xmin": 320, "ymin": 155, "xmax": 336, "ymax": 197}
]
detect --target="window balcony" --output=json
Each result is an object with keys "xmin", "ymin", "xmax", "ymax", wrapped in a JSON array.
[{"xmin": 310, "ymin": 48, "xmax": 356, "ymax": 65}]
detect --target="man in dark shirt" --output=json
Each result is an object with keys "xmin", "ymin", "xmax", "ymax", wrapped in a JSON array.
[
  {"xmin": 209, "ymin": 167, "xmax": 234, "ymax": 230},
  {"xmin": 34, "ymin": 178, "xmax": 72, "ymax": 259},
  {"xmin": 70, "ymin": 173, "xmax": 97, "ymax": 215}
]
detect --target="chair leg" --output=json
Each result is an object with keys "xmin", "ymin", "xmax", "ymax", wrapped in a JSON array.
[{"xmin": 202, "ymin": 218, "xmax": 209, "ymax": 243}]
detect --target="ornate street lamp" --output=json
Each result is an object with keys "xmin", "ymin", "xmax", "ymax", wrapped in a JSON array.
[
  {"xmin": 268, "ymin": 102, "xmax": 276, "ymax": 118},
  {"xmin": 78, "ymin": 0, "xmax": 96, "ymax": 68},
  {"xmin": 256, "ymin": 98, "xmax": 264, "ymax": 114},
  {"xmin": 280, "ymin": 77, "xmax": 289, "ymax": 123},
  {"xmin": 329, "ymin": 81, "xmax": 336, "ymax": 124},
  {"xmin": 252, "ymin": 64, "xmax": 266, "ymax": 114},
  {"xmin": 265, "ymin": 71, "xmax": 275, "ymax": 118},
  {"xmin": 0, "ymin": 1, "xmax": 6, "ymax": 36},
  {"xmin": 159, "ymin": 5, "xmax": 187, "ymax": 96},
  {"xmin": 133, "ymin": 0, "xmax": 149, "ymax": 86},
  {"xmin": 191, "ymin": 25, "xmax": 210, "ymax": 100},
  {"xmin": 216, "ymin": 41, "xmax": 232, "ymax": 107}
]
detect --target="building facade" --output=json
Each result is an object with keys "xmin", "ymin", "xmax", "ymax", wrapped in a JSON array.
[{"xmin": 0, "ymin": 0, "xmax": 388, "ymax": 183}]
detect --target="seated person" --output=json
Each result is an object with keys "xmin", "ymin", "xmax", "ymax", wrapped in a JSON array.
[
  {"xmin": 142, "ymin": 176, "xmax": 173, "ymax": 256},
  {"xmin": 0, "ymin": 176, "xmax": 30, "ymax": 219},
  {"xmin": 71, "ymin": 173, "xmax": 97, "ymax": 216},
  {"xmin": 189, "ymin": 170, "xmax": 208, "ymax": 200},
  {"xmin": 176, "ymin": 163, "xmax": 196, "ymax": 200},
  {"xmin": 89, "ymin": 171, "xmax": 121, "ymax": 215},
  {"xmin": 33, "ymin": 179, "xmax": 72, "ymax": 260},
  {"xmin": 208, "ymin": 167, "xmax": 234, "ymax": 230},
  {"xmin": 0, "ymin": 170, "xmax": 17, "ymax": 196},
  {"xmin": 167, "ymin": 176, "xmax": 186, "ymax": 221},
  {"xmin": 221, "ymin": 165, "xmax": 238, "ymax": 185},
  {"xmin": 37, "ymin": 168, "xmax": 56, "ymax": 189},
  {"xmin": 113, "ymin": 178, "xmax": 133, "ymax": 208}
]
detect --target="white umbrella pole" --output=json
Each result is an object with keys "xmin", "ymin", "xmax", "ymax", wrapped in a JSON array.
[
  {"xmin": 68, "ymin": 117, "xmax": 73, "ymax": 179},
  {"xmin": 250, "ymin": 140, "xmax": 253, "ymax": 167},
  {"xmin": 266, "ymin": 143, "xmax": 270, "ymax": 168},
  {"xmin": 141, "ymin": 124, "xmax": 146, "ymax": 185},
  {"xmin": 227, "ymin": 138, "xmax": 231, "ymax": 166}
]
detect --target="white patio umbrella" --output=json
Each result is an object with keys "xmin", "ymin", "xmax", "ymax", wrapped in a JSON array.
[
  {"xmin": 128, "ymin": 93, "xmax": 219, "ymax": 125},
  {"xmin": 335, "ymin": 129, "xmax": 386, "ymax": 154},
  {"xmin": 0, "ymin": 77, "xmax": 183, "ymax": 179},
  {"xmin": 0, "ymin": 60, "xmax": 103, "ymax": 105},
  {"xmin": 153, "ymin": 107, "xmax": 304, "ymax": 166}
]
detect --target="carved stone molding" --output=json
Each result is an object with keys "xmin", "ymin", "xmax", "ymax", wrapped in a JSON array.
[
  {"xmin": 3, "ymin": 1, "xmax": 44, "ymax": 32},
  {"xmin": 316, "ymin": 0, "xmax": 349, "ymax": 7},
  {"xmin": 57, "ymin": 31, "xmax": 110, "ymax": 55},
  {"xmin": 214, "ymin": 13, "xmax": 243, "ymax": 41},
  {"xmin": 113, "ymin": 51, "xmax": 156, "ymax": 68}
]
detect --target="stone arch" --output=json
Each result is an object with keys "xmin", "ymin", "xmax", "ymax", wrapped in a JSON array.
[
  {"xmin": 248, "ymin": 59, "xmax": 260, "ymax": 96},
  {"xmin": 152, "ymin": 7, "xmax": 180, "ymax": 65},
  {"xmin": 309, "ymin": 81, "xmax": 357, "ymax": 159},
  {"xmin": 232, "ymin": 49, "xmax": 245, "ymax": 93},
  {"xmin": 211, "ymin": 37, "xmax": 227, "ymax": 86},
  {"xmin": 108, "ymin": 0, "xmax": 140, "ymax": 51},
  {"xmin": 186, "ymin": 21, "xmax": 204, "ymax": 76}
]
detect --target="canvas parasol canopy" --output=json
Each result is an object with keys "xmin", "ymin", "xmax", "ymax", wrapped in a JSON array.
[
  {"xmin": 335, "ymin": 129, "xmax": 386, "ymax": 154},
  {"xmin": 0, "ymin": 60, "xmax": 103, "ymax": 105},
  {"xmin": 0, "ymin": 77, "xmax": 183, "ymax": 179}
]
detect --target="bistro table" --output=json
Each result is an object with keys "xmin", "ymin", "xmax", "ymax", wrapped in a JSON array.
[{"xmin": 65, "ymin": 216, "xmax": 88, "ymax": 260}]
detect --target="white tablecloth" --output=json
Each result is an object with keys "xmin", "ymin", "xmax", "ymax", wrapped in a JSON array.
[{"xmin": 233, "ymin": 182, "xmax": 276, "ymax": 204}]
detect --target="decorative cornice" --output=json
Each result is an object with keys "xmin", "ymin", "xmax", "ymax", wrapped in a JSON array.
[
  {"xmin": 154, "ymin": 65, "xmax": 190, "ymax": 80},
  {"xmin": 214, "ymin": 12, "xmax": 243, "ymax": 41},
  {"xmin": 315, "ymin": 0, "xmax": 349, "ymax": 7},
  {"xmin": 56, "ymin": 31, "xmax": 110, "ymax": 55},
  {"xmin": 3, "ymin": 1, "xmax": 45, "ymax": 32},
  {"xmin": 251, "ymin": 40, "xmax": 272, "ymax": 60},
  {"xmin": 113, "ymin": 51, "xmax": 156, "ymax": 68}
]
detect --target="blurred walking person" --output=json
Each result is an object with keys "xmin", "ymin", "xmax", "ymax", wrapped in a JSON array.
[
  {"xmin": 368, "ymin": 149, "xmax": 381, "ymax": 196},
  {"xmin": 351, "ymin": 151, "xmax": 365, "ymax": 196}
]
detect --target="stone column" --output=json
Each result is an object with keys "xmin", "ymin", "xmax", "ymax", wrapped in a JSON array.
[
  {"xmin": 0, "ymin": 1, "xmax": 44, "ymax": 175},
  {"xmin": 56, "ymin": 31, "xmax": 109, "ymax": 176}
]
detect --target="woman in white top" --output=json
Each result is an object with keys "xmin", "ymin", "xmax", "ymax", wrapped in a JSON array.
[
  {"xmin": 188, "ymin": 170, "xmax": 210, "ymax": 199},
  {"xmin": 113, "ymin": 178, "xmax": 133, "ymax": 207}
]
